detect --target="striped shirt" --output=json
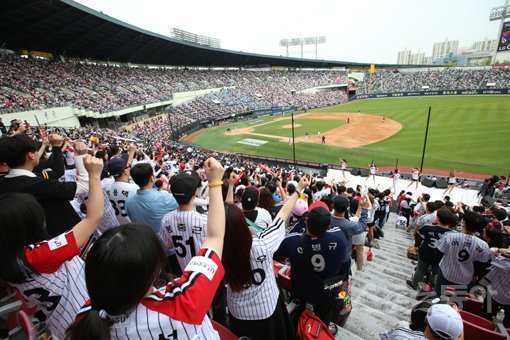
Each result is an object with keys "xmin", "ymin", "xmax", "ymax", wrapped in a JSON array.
[
  {"xmin": 106, "ymin": 181, "xmax": 139, "ymax": 225},
  {"xmin": 77, "ymin": 248, "xmax": 224, "ymax": 340},
  {"xmin": 159, "ymin": 209, "xmax": 208, "ymax": 271},
  {"xmin": 480, "ymin": 254, "xmax": 510, "ymax": 305},
  {"xmin": 10, "ymin": 231, "xmax": 88, "ymax": 340},
  {"xmin": 227, "ymin": 217, "xmax": 286, "ymax": 320},
  {"xmin": 437, "ymin": 232, "xmax": 491, "ymax": 284}
]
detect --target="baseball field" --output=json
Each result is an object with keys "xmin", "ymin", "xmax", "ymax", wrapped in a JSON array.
[{"xmin": 186, "ymin": 96, "xmax": 510, "ymax": 176}]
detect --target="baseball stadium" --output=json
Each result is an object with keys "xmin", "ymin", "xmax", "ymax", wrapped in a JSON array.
[{"xmin": 0, "ymin": 0, "xmax": 510, "ymax": 339}]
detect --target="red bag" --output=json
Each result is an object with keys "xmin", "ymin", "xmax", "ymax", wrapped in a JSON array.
[
  {"xmin": 297, "ymin": 310, "xmax": 334, "ymax": 340},
  {"xmin": 366, "ymin": 248, "xmax": 373, "ymax": 262}
]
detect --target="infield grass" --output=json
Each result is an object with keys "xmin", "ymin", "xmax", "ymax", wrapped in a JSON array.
[{"xmin": 190, "ymin": 96, "xmax": 510, "ymax": 175}]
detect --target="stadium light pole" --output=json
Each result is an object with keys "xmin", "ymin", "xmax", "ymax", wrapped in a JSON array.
[
  {"xmin": 419, "ymin": 107, "xmax": 432, "ymax": 173},
  {"xmin": 291, "ymin": 111, "xmax": 296, "ymax": 168}
]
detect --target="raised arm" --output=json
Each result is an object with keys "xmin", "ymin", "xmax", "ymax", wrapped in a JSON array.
[
  {"xmin": 72, "ymin": 155, "xmax": 105, "ymax": 246},
  {"xmin": 201, "ymin": 158, "xmax": 226, "ymax": 258},
  {"xmin": 225, "ymin": 172, "xmax": 238, "ymax": 204},
  {"xmin": 275, "ymin": 176, "xmax": 310, "ymax": 221}
]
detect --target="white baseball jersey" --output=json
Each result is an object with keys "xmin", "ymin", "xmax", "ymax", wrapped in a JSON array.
[
  {"xmin": 106, "ymin": 181, "xmax": 139, "ymax": 225},
  {"xmin": 437, "ymin": 232, "xmax": 491, "ymax": 284},
  {"xmin": 77, "ymin": 248, "xmax": 223, "ymax": 339},
  {"xmin": 341, "ymin": 161, "xmax": 347, "ymax": 170},
  {"xmin": 370, "ymin": 166, "xmax": 376, "ymax": 175},
  {"xmin": 71, "ymin": 188, "xmax": 119, "ymax": 236},
  {"xmin": 159, "ymin": 209, "xmax": 208, "ymax": 271},
  {"xmin": 395, "ymin": 216, "xmax": 408, "ymax": 229},
  {"xmin": 227, "ymin": 217, "xmax": 285, "ymax": 320},
  {"xmin": 480, "ymin": 254, "xmax": 510, "ymax": 305},
  {"xmin": 10, "ymin": 231, "xmax": 88, "ymax": 340}
]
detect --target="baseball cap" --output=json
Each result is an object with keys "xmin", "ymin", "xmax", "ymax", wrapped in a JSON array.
[
  {"xmin": 242, "ymin": 186, "xmax": 260, "ymax": 210},
  {"xmin": 333, "ymin": 195, "xmax": 350, "ymax": 212},
  {"xmin": 426, "ymin": 304, "xmax": 463, "ymax": 340},
  {"xmin": 108, "ymin": 157, "xmax": 128, "ymax": 178},
  {"xmin": 307, "ymin": 201, "xmax": 331, "ymax": 234},
  {"xmin": 171, "ymin": 171, "xmax": 201, "ymax": 204},
  {"xmin": 292, "ymin": 199, "xmax": 309, "ymax": 217}
]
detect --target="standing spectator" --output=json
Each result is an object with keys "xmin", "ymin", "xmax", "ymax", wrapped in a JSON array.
[
  {"xmin": 0, "ymin": 134, "xmax": 85, "ymax": 236},
  {"xmin": 159, "ymin": 171, "xmax": 228, "ymax": 326},
  {"xmin": 434, "ymin": 211, "xmax": 491, "ymax": 298},
  {"xmin": 125, "ymin": 163, "xmax": 178, "ymax": 233},
  {"xmin": 125, "ymin": 162, "xmax": 180, "ymax": 274},
  {"xmin": 106, "ymin": 157, "xmax": 139, "ymax": 225},
  {"xmin": 242, "ymin": 186, "xmax": 273, "ymax": 230},
  {"xmin": 0, "ymin": 155, "xmax": 104, "ymax": 339},
  {"xmin": 330, "ymin": 195, "xmax": 370, "ymax": 271},
  {"xmin": 480, "ymin": 248, "xmax": 510, "ymax": 327},
  {"xmin": 275, "ymin": 198, "xmax": 369, "ymax": 325},
  {"xmin": 221, "ymin": 176, "xmax": 309, "ymax": 339},
  {"xmin": 407, "ymin": 207, "xmax": 455, "ymax": 291},
  {"xmin": 67, "ymin": 158, "xmax": 227, "ymax": 340}
]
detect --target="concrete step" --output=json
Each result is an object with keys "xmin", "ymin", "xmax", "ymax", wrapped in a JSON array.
[{"xmin": 342, "ymin": 213, "xmax": 417, "ymax": 339}]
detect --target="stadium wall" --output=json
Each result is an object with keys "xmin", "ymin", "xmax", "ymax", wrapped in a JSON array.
[
  {"xmin": 1, "ymin": 106, "xmax": 81, "ymax": 128},
  {"xmin": 350, "ymin": 88, "xmax": 510, "ymax": 100}
]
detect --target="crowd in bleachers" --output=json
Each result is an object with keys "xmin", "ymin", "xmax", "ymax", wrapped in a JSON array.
[
  {"xmin": 356, "ymin": 68, "xmax": 510, "ymax": 94},
  {"xmin": 0, "ymin": 53, "xmax": 347, "ymax": 117},
  {"xmin": 0, "ymin": 117, "xmax": 509, "ymax": 339}
]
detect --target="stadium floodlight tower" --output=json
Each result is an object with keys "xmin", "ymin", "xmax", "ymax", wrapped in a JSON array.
[
  {"xmin": 279, "ymin": 36, "xmax": 326, "ymax": 59},
  {"xmin": 489, "ymin": 0, "xmax": 510, "ymax": 63}
]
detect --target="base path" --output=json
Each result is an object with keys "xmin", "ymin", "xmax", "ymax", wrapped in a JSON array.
[{"xmin": 227, "ymin": 112, "xmax": 402, "ymax": 148}]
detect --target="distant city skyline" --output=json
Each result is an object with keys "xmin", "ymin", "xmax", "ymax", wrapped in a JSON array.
[{"xmin": 77, "ymin": 0, "xmax": 505, "ymax": 64}]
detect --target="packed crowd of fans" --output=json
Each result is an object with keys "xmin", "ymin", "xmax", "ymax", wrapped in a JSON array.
[
  {"xmin": 0, "ymin": 53, "xmax": 347, "ymax": 116},
  {"xmin": 0, "ymin": 117, "xmax": 509, "ymax": 339},
  {"xmin": 356, "ymin": 68, "xmax": 510, "ymax": 94}
]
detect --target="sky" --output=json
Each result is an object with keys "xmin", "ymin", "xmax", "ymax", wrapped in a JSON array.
[{"xmin": 76, "ymin": 0, "xmax": 505, "ymax": 64}]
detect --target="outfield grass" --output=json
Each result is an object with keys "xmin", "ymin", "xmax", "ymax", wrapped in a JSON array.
[
  {"xmin": 253, "ymin": 117, "xmax": 345, "ymax": 137},
  {"xmin": 190, "ymin": 96, "xmax": 510, "ymax": 175}
]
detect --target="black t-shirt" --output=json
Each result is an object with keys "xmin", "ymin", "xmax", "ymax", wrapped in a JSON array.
[{"xmin": 418, "ymin": 225, "xmax": 452, "ymax": 265}]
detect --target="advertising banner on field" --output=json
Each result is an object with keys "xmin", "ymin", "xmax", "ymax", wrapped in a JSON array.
[
  {"xmin": 350, "ymin": 88, "xmax": 510, "ymax": 100},
  {"xmin": 498, "ymin": 21, "xmax": 510, "ymax": 52}
]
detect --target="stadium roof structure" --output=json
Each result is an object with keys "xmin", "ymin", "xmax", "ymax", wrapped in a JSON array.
[{"xmin": 0, "ymin": 0, "xmax": 390, "ymax": 68}]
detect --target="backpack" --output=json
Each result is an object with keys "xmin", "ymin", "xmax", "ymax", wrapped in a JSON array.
[{"xmin": 297, "ymin": 310, "xmax": 335, "ymax": 340}]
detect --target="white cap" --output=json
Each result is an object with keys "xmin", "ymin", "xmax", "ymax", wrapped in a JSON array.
[{"xmin": 426, "ymin": 304, "xmax": 463, "ymax": 339}]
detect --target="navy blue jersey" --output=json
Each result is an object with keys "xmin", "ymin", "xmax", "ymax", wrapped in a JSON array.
[
  {"xmin": 418, "ymin": 225, "xmax": 452, "ymax": 265},
  {"xmin": 275, "ymin": 228, "xmax": 348, "ymax": 304},
  {"xmin": 288, "ymin": 220, "xmax": 307, "ymax": 234}
]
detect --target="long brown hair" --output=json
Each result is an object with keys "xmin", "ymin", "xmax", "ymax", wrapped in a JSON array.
[
  {"xmin": 222, "ymin": 203, "xmax": 253, "ymax": 292},
  {"xmin": 258, "ymin": 187, "xmax": 275, "ymax": 212}
]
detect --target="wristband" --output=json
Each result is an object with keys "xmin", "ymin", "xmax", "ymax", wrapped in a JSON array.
[{"xmin": 208, "ymin": 181, "xmax": 223, "ymax": 188}]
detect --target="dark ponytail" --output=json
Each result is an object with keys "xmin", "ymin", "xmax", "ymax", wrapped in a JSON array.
[
  {"xmin": 66, "ymin": 223, "xmax": 165, "ymax": 339},
  {"xmin": 66, "ymin": 310, "xmax": 112, "ymax": 340}
]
